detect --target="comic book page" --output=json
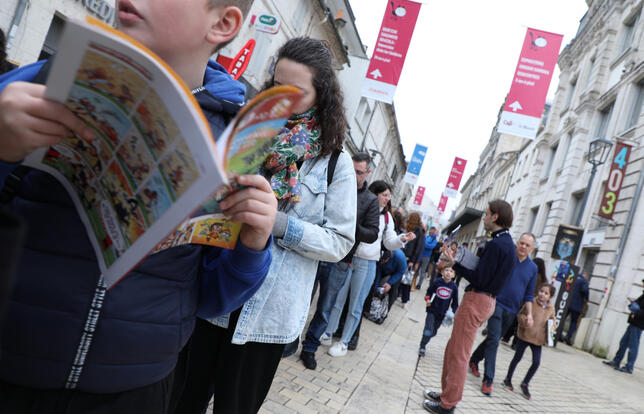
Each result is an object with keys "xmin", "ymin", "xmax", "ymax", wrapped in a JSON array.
[
  {"xmin": 153, "ymin": 86, "xmax": 303, "ymax": 253},
  {"xmin": 24, "ymin": 17, "xmax": 226, "ymax": 287}
]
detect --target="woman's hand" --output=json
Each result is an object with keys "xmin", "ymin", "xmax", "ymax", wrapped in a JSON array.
[
  {"xmin": 401, "ymin": 232, "xmax": 416, "ymax": 243},
  {"xmin": 219, "ymin": 174, "xmax": 277, "ymax": 251}
]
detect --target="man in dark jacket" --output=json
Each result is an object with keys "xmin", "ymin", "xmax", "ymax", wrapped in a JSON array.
[
  {"xmin": 300, "ymin": 152, "xmax": 379, "ymax": 370},
  {"xmin": 563, "ymin": 270, "xmax": 589, "ymax": 345},
  {"xmin": 602, "ymin": 280, "xmax": 644, "ymax": 374}
]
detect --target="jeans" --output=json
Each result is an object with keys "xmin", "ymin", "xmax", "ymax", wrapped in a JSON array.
[
  {"xmin": 564, "ymin": 309, "xmax": 581, "ymax": 342},
  {"xmin": 506, "ymin": 338, "xmax": 542, "ymax": 385},
  {"xmin": 301, "ymin": 261, "xmax": 351, "ymax": 353},
  {"xmin": 420, "ymin": 311, "xmax": 443, "ymax": 348},
  {"xmin": 470, "ymin": 304, "xmax": 517, "ymax": 383},
  {"xmin": 416, "ymin": 256, "xmax": 432, "ymax": 289},
  {"xmin": 327, "ymin": 257, "xmax": 376, "ymax": 343},
  {"xmin": 612, "ymin": 324, "xmax": 643, "ymax": 371}
]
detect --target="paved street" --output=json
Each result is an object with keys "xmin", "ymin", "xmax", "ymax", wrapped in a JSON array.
[{"xmin": 260, "ymin": 287, "xmax": 644, "ymax": 414}]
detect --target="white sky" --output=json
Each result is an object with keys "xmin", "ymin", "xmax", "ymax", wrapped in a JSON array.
[{"xmin": 348, "ymin": 0, "xmax": 589, "ymax": 216}]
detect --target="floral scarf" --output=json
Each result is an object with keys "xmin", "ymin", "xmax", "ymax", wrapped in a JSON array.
[{"xmin": 264, "ymin": 107, "xmax": 322, "ymax": 203}]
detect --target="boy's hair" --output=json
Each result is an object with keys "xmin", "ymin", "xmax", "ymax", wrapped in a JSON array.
[
  {"xmin": 207, "ymin": 0, "xmax": 254, "ymax": 51},
  {"xmin": 441, "ymin": 264, "xmax": 453, "ymax": 272},
  {"xmin": 264, "ymin": 37, "xmax": 347, "ymax": 156},
  {"xmin": 488, "ymin": 199, "xmax": 513, "ymax": 228},
  {"xmin": 352, "ymin": 152, "xmax": 371, "ymax": 164},
  {"xmin": 539, "ymin": 283, "xmax": 555, "ymax": 297}
]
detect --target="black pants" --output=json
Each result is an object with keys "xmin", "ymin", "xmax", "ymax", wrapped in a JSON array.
[
  {"xmin": 172, "ymin": 313, "xmax": 285, "ymax": 414},
  {"xmin": 0, "ymin": 369, "xmax": 176, "ymax": 414}
]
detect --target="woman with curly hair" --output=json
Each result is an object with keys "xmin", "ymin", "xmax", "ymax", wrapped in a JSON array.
[
  {"xmin": 401, "ymin": 212, "xmax": 425, "ymax": 302},
  {"xmin": 173, "ymin": 37, "xmax": 357, "ymax": 414}
]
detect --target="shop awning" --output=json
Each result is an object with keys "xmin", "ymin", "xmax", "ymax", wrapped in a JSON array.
[{"xmin": 443, "ymin": 207, "xmax": 484, "ymax": 235}]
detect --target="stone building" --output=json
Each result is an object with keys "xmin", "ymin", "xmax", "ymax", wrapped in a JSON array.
[{"xmin": 501, "ymin": 0, "xmax": 644, "ymax": 367}]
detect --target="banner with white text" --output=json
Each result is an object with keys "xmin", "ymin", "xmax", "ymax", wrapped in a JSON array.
[{"xmin": 403, "ymin": 143, "xmax": 427, "ymax": 185}]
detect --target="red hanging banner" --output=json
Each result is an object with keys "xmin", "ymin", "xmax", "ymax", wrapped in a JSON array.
[
  {"xmin": 413, "ymin": 186, "xmax": 426, "ymax": 205},
  {"xmin": 437, "ymin": 194, "xmax": 448, "ymax": 215},
  {"xmin": 444, "ymin": 157, "xmax": 467, "ymax": 198},
  {"xmin": 497, "ymin": 28, "xmax": 563, "ymax": 139},
  {"xmin": 361, "ymin": 0, "xmax": 421, "ymax": 104}
]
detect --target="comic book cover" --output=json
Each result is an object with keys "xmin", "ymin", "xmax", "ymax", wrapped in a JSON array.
[{"xmin": 23, "ymin": 17, "xmax": 301, "ymax": 287}]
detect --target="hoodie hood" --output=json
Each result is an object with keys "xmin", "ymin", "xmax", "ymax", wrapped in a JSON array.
[{"xmin": 192, "ymin": 60, "xmax": 245, "ymax": 127}]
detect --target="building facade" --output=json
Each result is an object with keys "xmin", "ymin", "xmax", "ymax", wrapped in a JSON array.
[{"xmin": 501, "ymin": 0, "xmax": 644, "ymax": 367}]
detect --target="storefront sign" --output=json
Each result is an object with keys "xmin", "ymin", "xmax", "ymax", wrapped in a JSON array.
[
  {"xmin": 443, "ymin": 157, "xmax": 467, "ymax": 198},
  {"xmin": 413, "ymin": 186, "xmax": 425, "ymax": 205},
  {"xmin": 403, "ymin": 143, "xmax": 427, "ymax": 185},
  {"xmin": 228, "ymin": 39, "xmax": 255, "ymax": 80},
  {"xmin": 497, "ymin": 28, "xmax": 563, "ymax": 139},
  {"xmin": 251, "ymin": 13, "xmax": 281, "ymax": 34},
  {"xmin": 361, "ymin": 0, "xmax": 421, "ymax": 103},
  {"xmin": 598, "ymin": 142, "xmax": 632, "ymax": 219},
  {"xmin": 553, "ymin": 263, "xmax": 580, "ymax": 346},
  {"xmin": 77, "ymin": 0, "xmax": 115, "ymax": 22},
  {"xmin": 550, "ymin": 224, "xmax": 584, "ymax": 263}
]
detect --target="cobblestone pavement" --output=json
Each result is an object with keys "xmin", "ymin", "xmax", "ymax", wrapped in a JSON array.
[{"xmin": 259, "ymin": 287, "xmax": 644, "ymax": 413}]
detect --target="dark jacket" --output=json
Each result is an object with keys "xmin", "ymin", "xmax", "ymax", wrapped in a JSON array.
[
  {"xmin": 0, "ymin": 60, "xmax": 271, "ymax": 393},
  {"xmin": 341, "ymin": 181, "xmax": 379, "ymax": 263},
  {"xmin": 568, "ymin": 275, "xmax": 589, "ymax": 313},
  {"xmin": 455, "ymin": 229, "xmax": 516, "ymax": 296},
  {"xmin": 628, "ymin": 292, "xmax": 644, "ymax": 330},
  {"xmin": 403, "ymin": 226, "xmax": 425, "ymax": 264}
]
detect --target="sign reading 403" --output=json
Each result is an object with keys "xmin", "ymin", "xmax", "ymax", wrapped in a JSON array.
[{"xmin": 598, "ymin": 142, "xmax": 632, "ymax": 219}]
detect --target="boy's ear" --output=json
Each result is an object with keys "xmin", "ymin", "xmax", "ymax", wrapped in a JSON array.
[{"xmin": 206, "ymin": 6, "xmax": 244, "ymax": 48}]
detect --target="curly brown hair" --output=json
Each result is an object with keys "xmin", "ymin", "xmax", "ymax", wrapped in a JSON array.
[
  {"xmin": 405, "ymin": 212, "xmax": 422, "ymax": 232},
  {"xmin": 262, "ymin": 37, "xmax": 347, "ymax": 156}
]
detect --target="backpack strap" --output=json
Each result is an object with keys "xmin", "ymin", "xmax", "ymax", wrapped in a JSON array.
[{"xmin": 326, "ymin": 150, "xmax": 341, "ymax": 186}]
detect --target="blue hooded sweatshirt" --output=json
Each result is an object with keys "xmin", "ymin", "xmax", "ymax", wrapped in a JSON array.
[{"xmin": 0, "ymin": 60, "xmax": 271, "ymax": 393}]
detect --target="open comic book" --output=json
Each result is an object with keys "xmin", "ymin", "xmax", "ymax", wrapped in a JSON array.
[{"xmin": 24, "ymin": 17, "xmax": 302, "ymax": 287}]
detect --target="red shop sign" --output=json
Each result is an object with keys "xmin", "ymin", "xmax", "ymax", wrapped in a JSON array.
[
  {"xmin": 228, "ymin": 39, "xmax": 256, "ymax": 80},
  {"xmin": 598, "ymin": 142, "xmax": 632, "ymax": 219}
]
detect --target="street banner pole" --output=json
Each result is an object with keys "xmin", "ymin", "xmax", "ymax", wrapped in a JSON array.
[
  {"xmin": 361, "ymin": 0, "xmax": 422, "ymax": 103},
  {"xmin": 497, "ymin": 28, "xmax": 563, "ymax": 139}
]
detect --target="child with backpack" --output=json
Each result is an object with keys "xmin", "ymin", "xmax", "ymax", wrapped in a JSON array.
[{"xmin": 419, "ymin": 264, "xmax": 459, "ymax": 356}]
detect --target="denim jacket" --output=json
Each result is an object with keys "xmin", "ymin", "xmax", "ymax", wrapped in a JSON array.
[{"xmin": 208, "ymin": 151, "xmax": 357, "ymax": 344}]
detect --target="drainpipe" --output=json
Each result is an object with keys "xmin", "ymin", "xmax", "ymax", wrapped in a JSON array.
[
  {"xmin": 587, "ymin": 158, "xmax": 644, "ymax": 350},
  {"xmin": 6, "ymin": 0, "xmax": 29, "ymax": 52}
]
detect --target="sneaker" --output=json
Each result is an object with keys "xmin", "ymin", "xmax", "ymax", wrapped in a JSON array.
[
  {"xmin": 422, "ymin": 399, "xmax": 453, "ymax": 413},
  {"xmin": 617, "ymin": 366, "xmax": 633, "ymax": 374},
  {"xmin": 503, "ymin": 377, "xmax": 514, "ymax": 391},
  {"xmin": 423, "ymin": 390, "xmax": 441, "ymax": 402},
  {"xmin": 602, "ymin": 360, "xmax": 619, "ymax": 368},
  {"xmin": 480, "ymin": 380, "xmax": 492, "ymax": 396},
  {"xmin": 418, "ymin": 347, "xmax": 426, "ymax": 356},
  {"xmin": 300, "ymin": 351, "xmax": 317, "ymax": 370},
  {"xmin": 403, "ymin": 303, "xmax": 409, "ymax": 311},
  {"xmin": 468, "ymin": 361, "xmax": 481, "ymax": 377},
  {"xmin": 520, "ymin": 383, "xmax": 531, "ymax": 400},
  {"xmin": 328, "ymin": 341, "xmax": 348, "ymax": 357},
  {"xmin": 319, "ymin": 333, "xmax": 332, "ymax": 347}
]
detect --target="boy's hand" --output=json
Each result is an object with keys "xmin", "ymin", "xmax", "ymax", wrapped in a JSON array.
[
  {"xmin": 219, "ymin": 174, "xmax": 277, "ymax": 251},
  {"xmin": 425, "ymin": 296, "xmax": 431, "ymax": 307},
  {"xmin": 0, "ymin": 82, "xmax": 95, "ymax": 162}
]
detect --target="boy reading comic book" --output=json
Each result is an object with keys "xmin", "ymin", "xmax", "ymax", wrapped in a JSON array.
[{"xmin": 0, "ymin": 1, "xmax": 270, "ymax": 412}]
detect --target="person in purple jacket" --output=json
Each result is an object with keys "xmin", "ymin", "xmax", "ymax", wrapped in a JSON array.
[{"xmin": 418, "ymin": 264, "xmax": 459, "ymax": 356}]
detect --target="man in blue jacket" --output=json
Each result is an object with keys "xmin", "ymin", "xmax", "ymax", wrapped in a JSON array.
[
  {"xmin": 0, "ymin": 1, "xmax": 275, "ymax": 412},
  {"xmin": 468, "ymin": 233, "xmax": 537, "ymax": 396},
  {"xmin": 563, "ymin": 270, "xmax": 589, "ymax": 345},
  {"xmin": 416, "ymin": 226, "xmax": 438, "ymax": 290}
]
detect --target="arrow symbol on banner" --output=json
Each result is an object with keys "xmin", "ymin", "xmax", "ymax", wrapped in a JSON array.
[
  {"xmin": 509, "ymin": 101, "xmax": 523, "ymax": 112},
  {"xmin": 370, "ymin": 69, "xmax": 383, "ymax": 80},
  {"xmin": 447, "ymin": 182, "xmax": 454, "ymax": 188}
]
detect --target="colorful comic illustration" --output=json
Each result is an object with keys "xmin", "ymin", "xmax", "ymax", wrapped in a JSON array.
[
  {"xmin": 66, "ymin": 84, "xmax": 132, "ymax": 150},
  {"xmin": 117, "ymin": 130, "xmax": 156, "ymax": 189},
  {"xmin": 159, "ymin": 140, "xmax": 199, "ymax": 200},
  {"xmin": 225, "ymin": 120, "xmax": 282, "ymax": 175},
  {"xmin": 75, "ymin": 49, "xmax": 147, "ymax": 111},
  {"xmin": 100, "ymin": 161, "xmax": 146, "ymax": 247},
  {"xmin": 190, "ymin": 216, "xmax": 241, "ymax": 250},
  {"xmin": 137, "ymin": 170, "xmax": 173, "ymax": 227},
  {"xmin": 134, "ymin": 89, "xmax": 180, "ymax": 159}
]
